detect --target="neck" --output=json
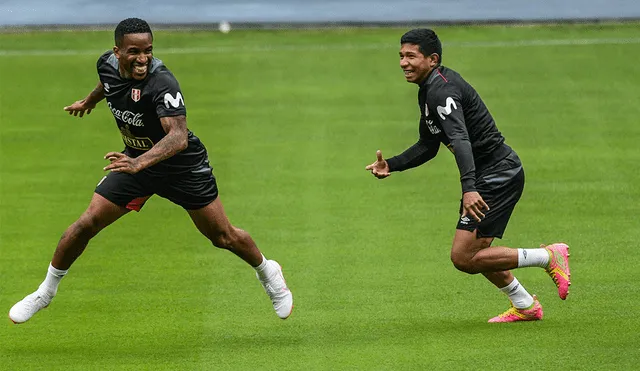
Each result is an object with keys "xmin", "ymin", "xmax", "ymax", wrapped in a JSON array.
[
  {"xmin": 419, "ymin": 66, "xmax": 439, "ymax": 86},
  {"xmin": 119, "ymin": 67, "xmax": 132, "ymax": 80}
]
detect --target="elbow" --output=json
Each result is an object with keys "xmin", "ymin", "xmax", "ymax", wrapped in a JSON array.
[
  {"xmin": 179, "ymin": 136, "xmax": 188, "ymax": 151},
  {"xmin": 177, "ymin": 126, "xmax": 189, "ymax": 151},
  {"xmin": 171, "ymin": 131, "xmax": 188, "ymax": 152}
]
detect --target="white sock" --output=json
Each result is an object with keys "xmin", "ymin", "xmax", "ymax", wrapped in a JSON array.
[
  {"xmin": 37, "ymin": 263, "xmax": 68, "ymax": 297},
  {"xmin": 517, "ymin": 248, "xmax": 550, "ymax": 268},
  {"xmin": 254, "ymin": 255, "xmax": 272, "ymax": 279},
  {"xmin": 499, "ymin": 277, "xmax": 534, "ymax": 309}
]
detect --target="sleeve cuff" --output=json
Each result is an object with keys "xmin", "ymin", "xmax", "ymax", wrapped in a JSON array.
[
  {"xmin": 386, "ymin": 156, "xmax": 399, "ymax": 172},
  {"xmin": 461, "ymin": 178, "xmax": 476, "ymax": 193}
]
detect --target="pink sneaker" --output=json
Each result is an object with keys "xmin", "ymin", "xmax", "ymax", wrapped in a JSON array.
[
  {"xmin": 488, "ymin": 295, "xmax": 543, "ymax": 323},
  {"xmin": 544, "ymin": 243, "xmax": 571, "ymax": 300}
]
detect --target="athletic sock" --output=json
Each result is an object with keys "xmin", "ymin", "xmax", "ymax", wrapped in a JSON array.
[
  {"xmin": 517, "ymin": 248, "xmax": 550, "ymax": 268},
  {"xmin": 254, "ymin": 255, "xmax": 273, "ymax": 279},
  {"xmin": 37, "ymin": 263, "xmax": 68, "ymax": 297},
  {"xmin": 499, "ymin": 277, "xmax": 534, "ymax": 309}
]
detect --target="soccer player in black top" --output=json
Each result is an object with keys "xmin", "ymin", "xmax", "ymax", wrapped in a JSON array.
[
  {"xmin": 9, "ymin": 18, "xmax": 292, "ymax": 324},
  {"xmin": 366, "ymin": 29, "xmax": 571, "ymax": 322}
]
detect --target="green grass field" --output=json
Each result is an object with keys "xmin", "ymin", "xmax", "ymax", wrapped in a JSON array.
[{"xmin": 1, "ymin": 22, "xmax": 640, "ymax": 370}]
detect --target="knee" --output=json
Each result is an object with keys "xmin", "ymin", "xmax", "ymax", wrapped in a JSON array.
[
  {"xmin": 73, "ymin": 213, "xmax": 103, "ymax": 237},
  {"xmin": 450, "ymin": 251, "xmax": 478, "ymax": 274},
  {"xmin": 210, "ymin": 228, "xmax": 241, "ymax": 250}
]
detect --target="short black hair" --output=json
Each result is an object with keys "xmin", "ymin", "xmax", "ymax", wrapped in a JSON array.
[
  {"xmin": 114, "ymin": 18, "xmax": 153, "ymax": 47},
  {"xmin": 400, "ymin": 28, "xmax": 442, "ymax": 64}
]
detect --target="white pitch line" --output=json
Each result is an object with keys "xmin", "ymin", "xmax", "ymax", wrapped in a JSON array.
[{"xmin": 0, "ymin": 37, "xmax": 639, "ymax": 56}]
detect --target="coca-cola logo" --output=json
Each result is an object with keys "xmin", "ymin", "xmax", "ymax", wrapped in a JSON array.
[{"xmin": 108, "ymin": 101, "xmax": 144, "ymax": 127}]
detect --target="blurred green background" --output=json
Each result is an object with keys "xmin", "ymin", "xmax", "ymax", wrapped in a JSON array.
[{"xmin": 1, "ymin": 23, "xmax": 639, "ymax": 370}]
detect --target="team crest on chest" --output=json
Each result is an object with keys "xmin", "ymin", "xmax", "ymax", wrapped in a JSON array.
[{"xmin": 131, "ymin": 88, "xmax": 141, "ymax": 102}]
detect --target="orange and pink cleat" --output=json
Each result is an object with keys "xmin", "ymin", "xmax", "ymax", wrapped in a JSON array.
[
  {"xmin": 544, "ymin": 243, "xmax": 571, "ymax": 300},
  {"xmin": 488, "ymin": 295, "xmax": 543, "ymax": 323}
]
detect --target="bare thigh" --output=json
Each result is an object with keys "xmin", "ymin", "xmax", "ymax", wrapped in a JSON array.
[
  {"xmin": 52, "ymin": 193, "xmax": 130, "ymax": 269},
  {"xmin": 187, "ymin": 197, "xmax": 233, "ymax": 241}
]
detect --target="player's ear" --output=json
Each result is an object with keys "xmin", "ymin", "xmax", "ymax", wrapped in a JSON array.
[
  {"xmin": 113, "ymin": 46, "xmax": 120, "ymax": 58},
  {"xmin": 429, "ymin": 53, "xmax": 440, "ymax": 67}
]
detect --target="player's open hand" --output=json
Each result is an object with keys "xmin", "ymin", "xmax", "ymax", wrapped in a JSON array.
[
  {"xmin": 462, "ymin": 191, "xmax": 490, "ymax": 222},
  {"xmin": 103, "ymin": 152, "xmax": 142, "ymax": 174},
  {"xmin": 64, "ymin": 99, "xmax": 96, "ymax": 117},
  {"xmin": 365, "ymin": 150, "xmax": 391, "ymax": 179}
]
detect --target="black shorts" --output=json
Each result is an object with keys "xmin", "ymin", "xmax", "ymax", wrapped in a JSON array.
[
  {"xmin": 95, "ymin": 164, "xmax": 219, "ymax": 211},
  {"xmin": 456, "ymin": 151, "xmax": 525, "ymax": 239}
]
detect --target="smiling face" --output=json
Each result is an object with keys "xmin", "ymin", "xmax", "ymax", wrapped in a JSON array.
[
  {"xmin": 113, "ymin": 33, "xmax": 153, "ymax": 80},
  {"xmin": 399, "ymin": 43, "xmax": 439, "ymax": 84}
]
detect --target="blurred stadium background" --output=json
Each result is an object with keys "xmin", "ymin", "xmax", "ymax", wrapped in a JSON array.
[
  {"xmin": 2, "ymin": 1, "xmax": 640, "ymax": 371},
  {"xmin": 1, "ymin": 0, "xmax": 640, "ymax": 27}
]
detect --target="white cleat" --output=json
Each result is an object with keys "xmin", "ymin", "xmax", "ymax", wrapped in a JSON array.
[
  {"xmin": 8, "ymin": 291, "xmax": 53, "ymax": 324},
  {"xmin": 256, "ymin": 260, "xmax": 293, "ymax": 319}
]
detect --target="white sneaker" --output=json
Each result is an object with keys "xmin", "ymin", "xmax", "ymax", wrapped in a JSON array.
[
  {"xmin": 9, "ymin": 291, "xmax": 53, "ymax": 324},
  {"xmin": 256, "ymin": 260, "xmax": 293, "ymax": 319}
]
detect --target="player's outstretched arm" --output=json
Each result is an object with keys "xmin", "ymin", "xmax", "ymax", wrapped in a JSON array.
[
  {"xmin": 365, "ymin": 150, "xmax": 391, "ymax": 179},
  {"xmin": 63, "ymin": 82, "xmax": 105, "ymax": 117}
]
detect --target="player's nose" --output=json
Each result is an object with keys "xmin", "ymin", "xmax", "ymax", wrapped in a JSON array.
[{"xmin": 136, "ymin": 54, "xmax": 148, "ymax": 64}]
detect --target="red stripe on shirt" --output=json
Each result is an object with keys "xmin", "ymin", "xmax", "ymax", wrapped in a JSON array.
[{"xmin": 436, "ymin": 69, "xmax": 448, "ymax": 82}]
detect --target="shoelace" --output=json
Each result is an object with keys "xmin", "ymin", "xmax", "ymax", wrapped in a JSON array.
[
  {"xmin": 497, "ymin": 307, "xmax": 520, "ymax": 319},
  {"xmin": 262, "ymin": 274, "xmax": 286, "ymax": 296},
  {"xmin": 23, "ymin": 294, "xmax": 47, "ymax": 311},
  {"xmin": 499, "ymin": 304, "xmax": 537, "ymax": 319}
]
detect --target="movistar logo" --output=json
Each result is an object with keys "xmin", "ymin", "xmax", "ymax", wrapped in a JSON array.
[
  {"xmin": 437, "ymin": 97, "xmax": 457, "ymax": 120},
  {"xmin": 164, "ymin": 92, "xmax": 184, "ymax": 109}
]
